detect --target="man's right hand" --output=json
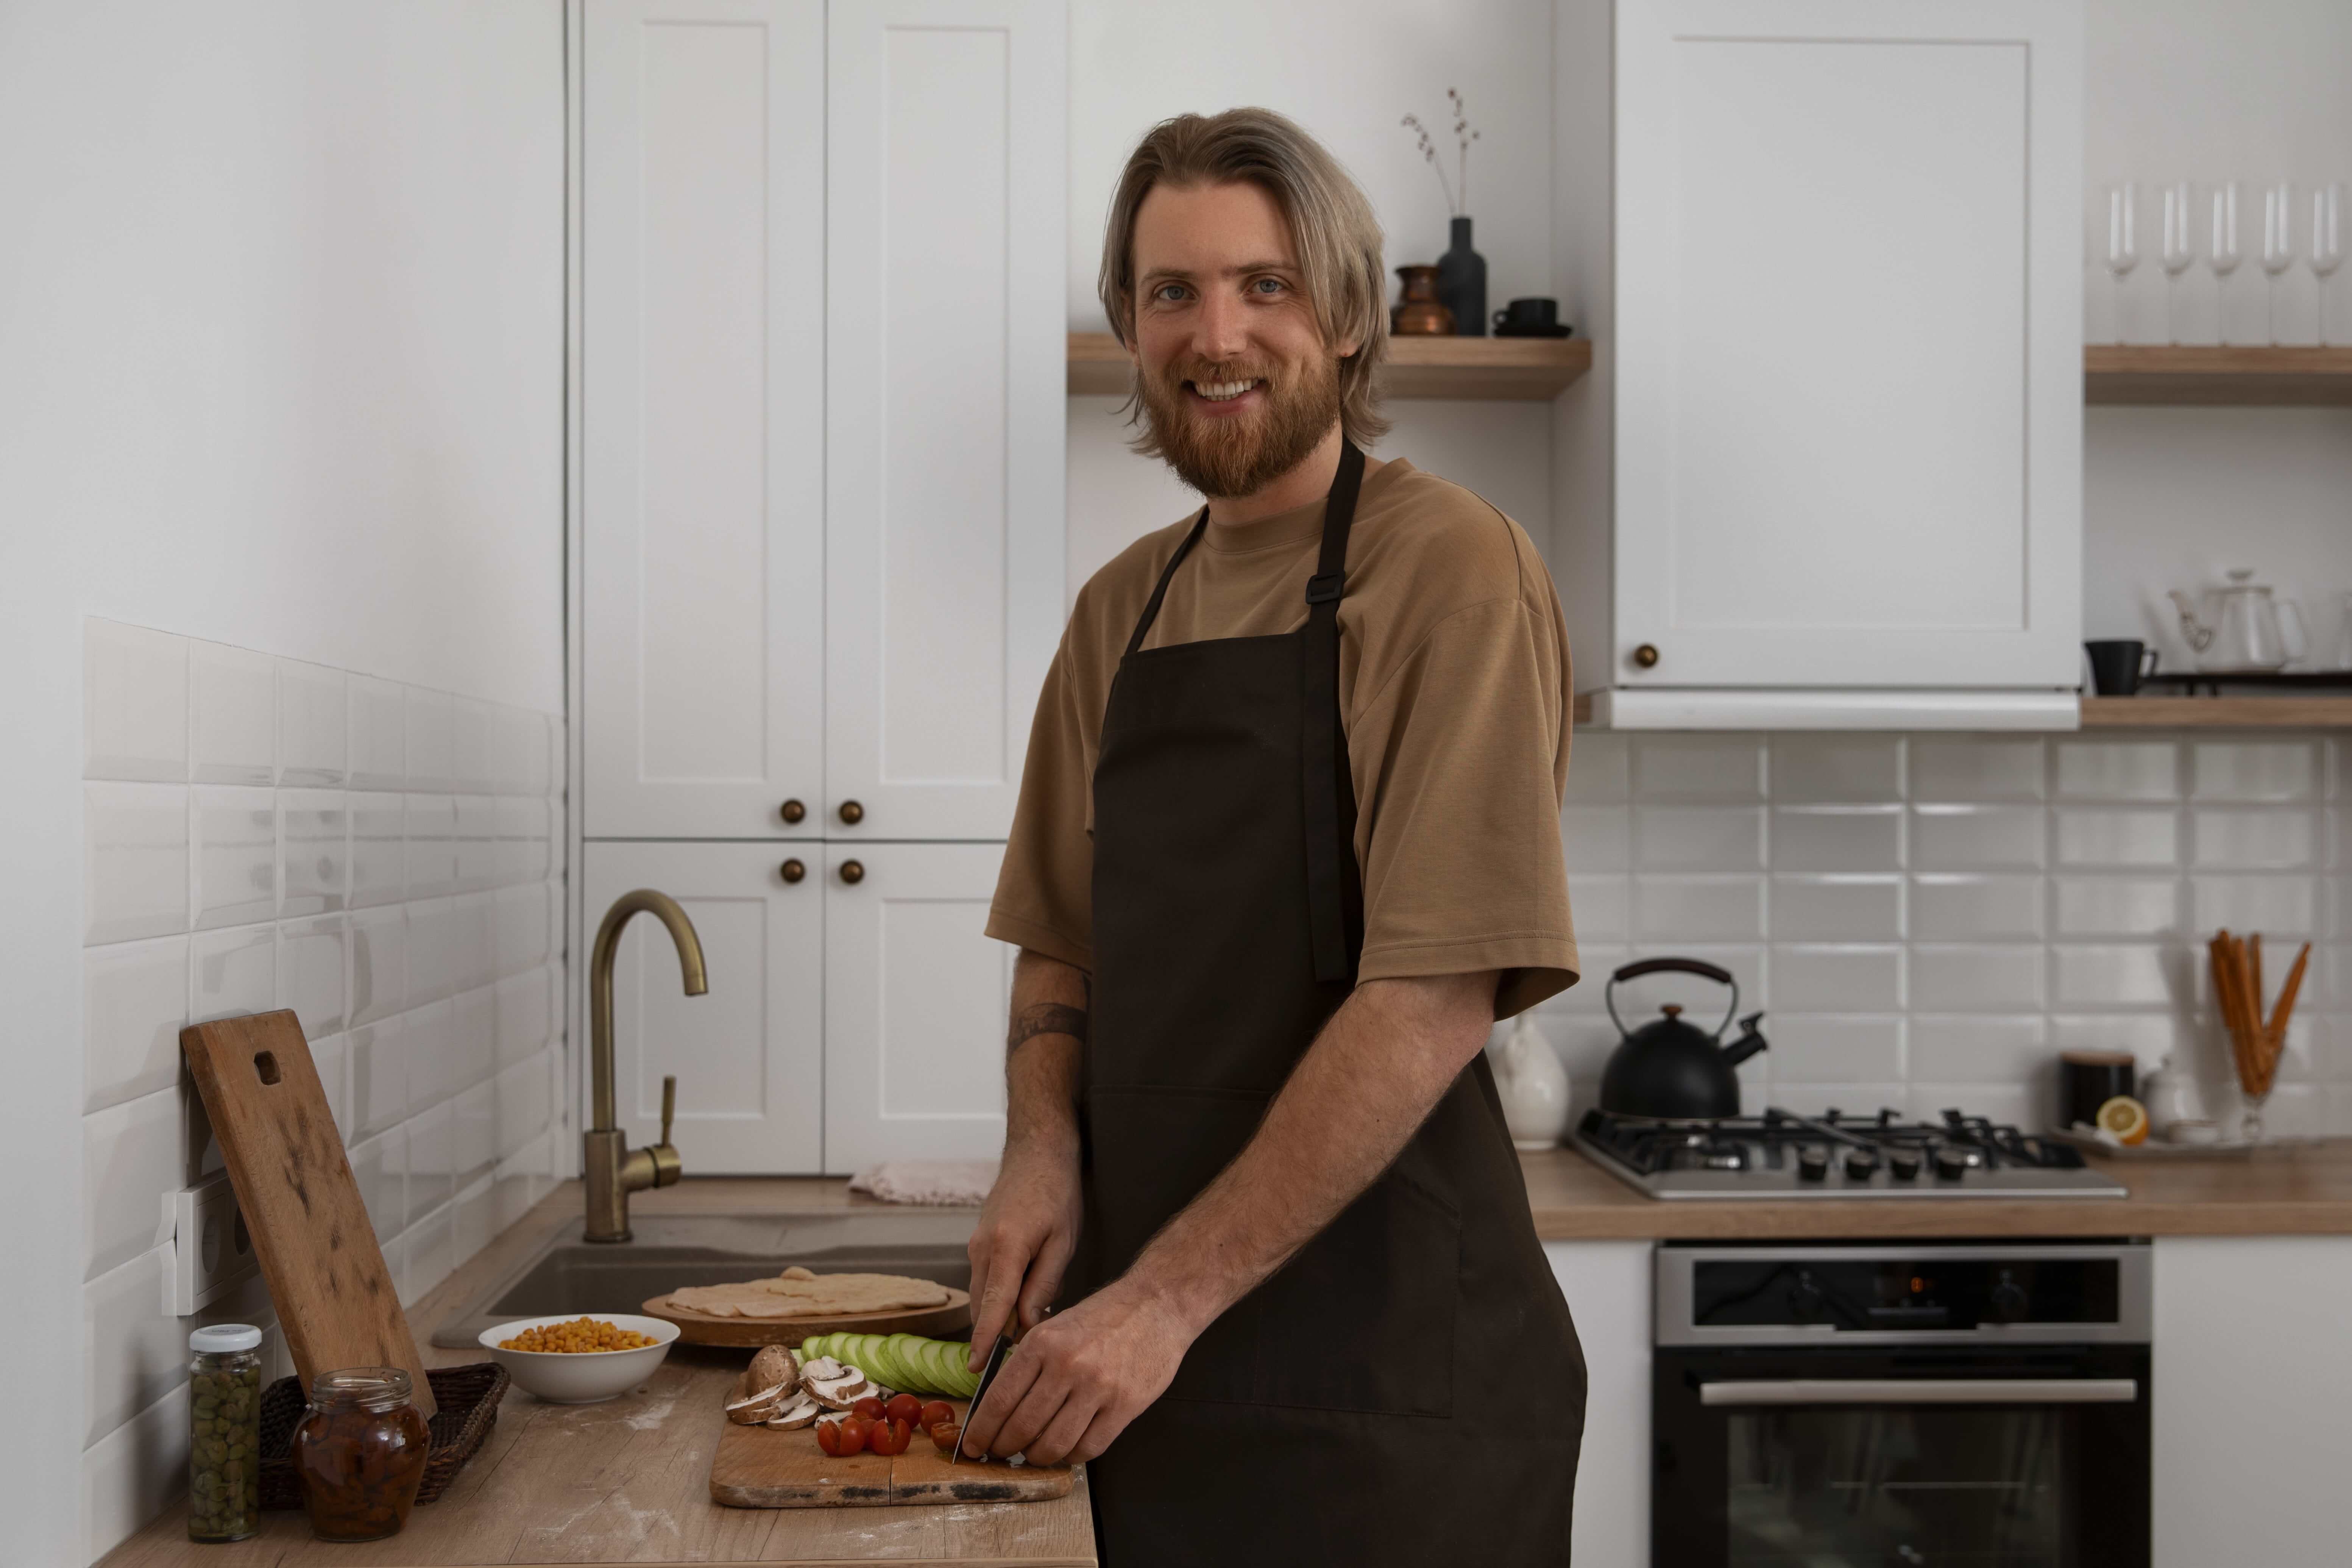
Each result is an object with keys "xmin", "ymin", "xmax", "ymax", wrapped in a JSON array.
[{"xmin": 966, "ymin": 1142, "xmax": 1083, "ymax": 1369}]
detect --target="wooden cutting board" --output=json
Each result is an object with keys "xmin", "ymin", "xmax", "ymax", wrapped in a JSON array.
[
  {"xmin": 180, "ymin": 1010, "xmax": 435, "ymax": 1418},
  {"xmin": 641, "ymin": 1287, "xmax": 971, "ymax": 1348},
  {"xmin": 710, "ymin": 1399, "xmax": 1072, "ymax": 1509}
]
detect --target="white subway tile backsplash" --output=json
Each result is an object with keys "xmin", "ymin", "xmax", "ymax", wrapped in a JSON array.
[
  {"xmin": 1911, "ymin": 737, "xmax": 2045, "ymax": 802},
  {"xmin": 2054, "ymin": 741, "xmax": 2178, "ymax": 801},
  {"xmin": 1907, "ymin": 1082, "xmax": 2038, "ymax": 1130},
  {"xmin": 1911, "ymin": 945, "xmax": 2045, "ymax": 1012},
  {"xmin": 1770, "ymin": 877, "xmax": 1901, "ymax": 940},
  {"xmin": 83, "ymin": 936, "xmax": 188, "ymax": 1114},
  {"xmin": 454, "ymin": 794, "xmax": 499, "ymax": 893},
  {"xmin": 1912, "ymin": 876, "xmax": 2044, "ymax": 941},
  {"xmin": 497, "ymin": 797, "xmax": 552, "ymax": 886},
  {"xmin": 1564, "ymin": 875, "xmax": 1630, "ymax": 941},
  {"xmin": 406, "ymin": 999, "xmax": 457, "ymax": 1112},
  {"xmin": 1909, "ymin": 1015, "xmax": 2048, "ymax": 1083},
  {"xmin": 277, "ymin": 915, "xmax": 348, "ymax": 1039},
  {"xmin": 280, "ymin": 789, "xmax": 348, "ymax": 917},
  {"xmin": 190, "ymin": 786, "xmax": 277, "ymax": 928},
  {"xmin": 2056, "ymin": 808, "xmax": 2180, "ymax": 867},
  {"xmin": 348, "ymin": 676, "xmax": 407, "ymax": 790},
  {"xmin": 349, "ymin": 1017, "xmax": 407, "ymax": 1138},
  {"xmin": 451, "ymin": 698, "xmax": 495, "ymax": 796},
  {"xmin": 311, "ymin": 1030, "xmax": 350, "ymax": 1139},
  {"xmin": 497, "ymin": 1052, "xmax": 555, "ymax": 1160},
  {"xmin": 2190, "ymin": 875, "xmax": 2319, "ymax": 938},
  {"xmin": 1767, "ymin": 1014, "xmax": 1904, "ymax": 1084},
  {"xmin": 188, "ymin": 641, "xmax": 276, "ymax": 786},
  {"xmin": 348, "ymin": 905, "xmax": 408, "ymax": 1026},
  {"xmin": 84, "ymin": 782, "xmax": 189, "ymax": 945},
  {"xmin": 1632, "ymin": 736, "xmax": 1766, "ymax": 800},
  {"xmin": 402, "ymin": 1204, "xmax": 454, "ymax": 1307},
  {"xmin": 190, "ymin": 924, "xmax": 275, "ymax": 1025},
  {"xmin": 406, "ymin": 795, "xmax": 457, "ymax": 899},
  {"xmin": 494, "ymin": 707, "xmax": 548, "ymax": 797},
  {"xmin": 348, "ymin": 792, "xmax": 406, "ymax": 907},
  {"xmin": 2191, "ymin": 741, "xmax": 2317, "ymax": 803},
  {"xmin": 454, "ymin": 1083, "xmax": 497, "ymax": 1190},
  {"xmin": 84, "ymin": 620, "xmax": 188, "ymax": 782},
  {"xmin": 348, "ymin": 1125, "xmax": 406, "ymax": 1239},
  {"xmin": 83, "ymin": 1088, "xmax": 184, "ymax": 1280},
  {"xmin": 1770, "ymin": 737, "xmax": 1903, "ymax": 802},
  {"xmin": 1561, "ymin": 733, "xmax": 1628, "ymax": 803},
  {"xmin": 1912, "ymin": 805, "xmax": 2045, "ymax": 870},
  {"xmin": 1773, "ymin": 807, "xmax": 1903, "ymax": 873},
  {"xmin": 2054, "ymin": 875, "xmax": 2180, "ymax": 938},
  {"xmin": 278, "ymin": 659, "xmax": 348, "ymax": 787},
  {"xmin": 1560, "ymin": 805, "xmax": 1631, "ymax": 872},
  {"xmin": 496, "ymin": 969, "xmax": 554, "ymax": 1069},
  {"xmin": 406, "ymin": 1100, "xmax": 454, "ymax": 1226},
  {"xmin": 495, "ymin": 882, "xmax": 552, "ymax": 977},
  {"xmin": 452, "ymin": 1174, "xmax": 496, "ymax": 1265},
  {"xmin": 406, "ymin": 688, "xmax": 454, "ymax": 794},
  {"xmin": 2192, "ymin": 808, "xmax": 2316, "ymax": 869},
  {"xmin": 1773, "ymin": 945, "xmax": 1903, "ymax": 1012},
  {"xmin": 407, "ymin": 898, "xmax": 459, "ymax": 1005},
  {"xmin": 2052, "ymin": 944, "xmax": 2179, "ymax": 1008},
  {"xmin": 452, "ymin": 985, "xmax": 497, "ymax": 1091},
  {"xmin": 1634, "ymin": 805, "xmax": 1765, "ymax": 871},
  {"xmin": 1634, "ymin": 877, "xmax": 1766, "ymax": 942}
]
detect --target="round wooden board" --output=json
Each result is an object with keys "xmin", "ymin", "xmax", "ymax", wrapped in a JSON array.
[{"xmin": 641, "ymin": 1287, "xmax": 972, "ymax": 1348}]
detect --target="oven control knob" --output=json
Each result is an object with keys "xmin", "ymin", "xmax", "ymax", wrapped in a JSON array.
[
  {"xmin": 1889, "ymin": 1151, "xmax": 1922, "ymax": 1181},
  {"xmin": 1990, "ymin": 1272, "xmax": 2031, "ymax": 1323},
  {"xmin": 1933, "ymin": 1146, "xmax": 1971, "ymax": 1181},
  {"xmin": 1843, "ymin": 1149, "xmax": 1879, "ymax": 1180},
  {"xmin": 1789, "ymin": 1270, "xmax": 1827, "ymax": 1322},
  {"xmin": 1797, "ymin": 1146, "xmax": 1830, "ymax": 1182}
]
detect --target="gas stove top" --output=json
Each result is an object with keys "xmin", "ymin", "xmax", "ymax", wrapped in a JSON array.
[{"xmin": 1574, "ymin": 1106, "xmax": 2129, "ymax": 1200}]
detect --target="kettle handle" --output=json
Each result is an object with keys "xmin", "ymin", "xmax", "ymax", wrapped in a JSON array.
[{"xmin": 1605, "ymin": 956, "xmax": 1739, "ymax": 1040}]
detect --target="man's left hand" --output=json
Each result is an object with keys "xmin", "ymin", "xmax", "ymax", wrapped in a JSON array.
[{"xmin": 959, "ymin": 1280, "xmax": 1195, "ymax": 1467}]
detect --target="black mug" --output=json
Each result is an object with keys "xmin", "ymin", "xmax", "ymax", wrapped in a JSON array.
[
  {"xmin": 2059, "ymin": 1050, "xmax": 2135, "ymax": 1131},
  {"xmin": 2085, "ymin": 639, "xmax": 2159, "ymax": 696},
  {"xmin": 1492, "ymin": 296, "xmax": 1566, "ymax": 336}
]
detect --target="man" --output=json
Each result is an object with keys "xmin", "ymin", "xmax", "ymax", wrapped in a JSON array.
[{"xmin": 963, "ymin": 108, "xmax": 1586, "ymax": 1563}]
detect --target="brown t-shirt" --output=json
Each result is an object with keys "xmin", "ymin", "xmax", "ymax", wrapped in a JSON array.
[{"xmin": 986, "ymin": 457, "xmax": 1579, "ymax": 1018}]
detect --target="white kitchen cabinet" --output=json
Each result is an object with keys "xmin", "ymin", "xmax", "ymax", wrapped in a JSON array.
[
  {"xmin": 581, "ymin": 0, "xmax": 1065, "ymax": 840},
  {"xmin": 583, "ymin": 841, "xmax": 824, "ymax": 1174},
  {"xmin": 823, "ymin": 842, "xmax": 1012, "ymax": 1172},
  {"xmin": 581, "ymin": 0, "xmax": 827, "ymax": 839},
  {"xmin": 1558, "ymin": 0, "xmax": 2083, "ymax": 726},
  {"xmin": 1547, "ymin": 1240, "xmax": 1653, "ymax": 1568},
  {"xmin": 2150, "ymin": 1235, "xmax": 2352, "ymax": 1568},
  {"xmin": 824, "ymin": 0, "xmax": 1066, "ymax": 842}
]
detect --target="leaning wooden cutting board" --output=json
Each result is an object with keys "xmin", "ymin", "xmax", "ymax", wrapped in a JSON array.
[
  {"xmin": 180, "ymin": 1010, "xmax": 436, "ymax": 1418},
  {"xmin": 710, "ymin": 1400, "xmax": 1072, "ymax": 1508}
]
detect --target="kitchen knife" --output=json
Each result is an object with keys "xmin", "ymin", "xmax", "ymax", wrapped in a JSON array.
[{"xmin": 951, "ymin": 1335, "xmax": 1015, "ymax": 1465}]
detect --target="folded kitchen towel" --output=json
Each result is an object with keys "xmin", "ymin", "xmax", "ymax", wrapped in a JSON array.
[{"xmin": 848, "ymin": 1158, "xmax": 999, "ymax": 1207}]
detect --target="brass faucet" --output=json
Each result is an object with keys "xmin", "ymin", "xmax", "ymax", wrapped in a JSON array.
[{"xmin": 585, "ymin": 889, "xmax": 707, "ymax": 1242}]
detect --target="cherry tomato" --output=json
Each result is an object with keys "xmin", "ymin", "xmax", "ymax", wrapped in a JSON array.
[
  {"xmin": 885, "ymin": 1392, "xmax": 924, "ymax": 1428},
  {"xmin": 918, "ymin": 1400, "xmax": 955, "ymax": 1431},
  {"xmin": 867, "ymin": 1417, "xmax": 912, "ymax": 1456},
  {"xmin": 815, "ymin": 1419, "xmax": 844, "ymax": 1457},
  {"xmin": 927, "ymin": 1419, "xmax": 962, "ymax": 1454},
  {"xmin": 836, "ymin": 1416, "xmax": 868, "ymax": 1456},
  {"xmin": 850, "ymin": 1396, "xmax": 886, "ymax": 1423}
]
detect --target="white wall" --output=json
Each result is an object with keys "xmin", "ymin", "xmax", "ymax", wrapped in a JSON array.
[{"xmin": 0, "ymin": 3, "xmax": 565, "ymax": 1559}]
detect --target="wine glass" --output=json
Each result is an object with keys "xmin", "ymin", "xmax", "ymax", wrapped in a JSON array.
[
  {"xmin": 2313, "ymin": 182, "xmax": 2346, "ymax": 343},
  {"xmin": 2209, "ymin": 180, "xmax": 2246, "ymax": 343},
  {"xmin": 2101, "ymin": 182, "xmax": 2139, "ymax": 344},
  {"xmin": 2159, "ymin": 181, "xmax": 2197, "ymax": 342},
  {"xmin": 2261, "ymin": 181, "xmax": 2299, "ymax": 343}
]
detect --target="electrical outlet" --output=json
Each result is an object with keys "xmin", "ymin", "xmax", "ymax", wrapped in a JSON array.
[{"xmin": 158, "ymin": 1172, "xmax": 259, "ymax": 1317}]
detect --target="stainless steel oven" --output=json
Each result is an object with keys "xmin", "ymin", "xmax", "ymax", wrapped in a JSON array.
[{"xmin": 1652, "ymin": 1242, "xmax": 2151, "ymax": 1568}]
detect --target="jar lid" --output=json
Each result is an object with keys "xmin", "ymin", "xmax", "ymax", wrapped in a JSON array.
[
  {"xmin": 308, "ymin": 1366, "xmax": 413, "ymax": 1408},
  {"xmin": 189, "ymin": 1323, "xmax": 264, "ymax": 1354}
]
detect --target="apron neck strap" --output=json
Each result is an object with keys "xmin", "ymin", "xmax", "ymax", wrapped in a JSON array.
[{"xmin": 1299, "ymin": 438, "xmax": 1365, "ymax": 984}]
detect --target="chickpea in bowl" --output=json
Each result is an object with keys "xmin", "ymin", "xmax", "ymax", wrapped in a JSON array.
[{"xmin": 479, "ymin": 1314, "xmax": 680, "ymax": 1404}]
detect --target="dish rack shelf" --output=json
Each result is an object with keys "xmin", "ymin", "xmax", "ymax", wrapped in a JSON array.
[{"xmin": 2085, "ymin": 346, "xmax": 2352, "ymax": 406}]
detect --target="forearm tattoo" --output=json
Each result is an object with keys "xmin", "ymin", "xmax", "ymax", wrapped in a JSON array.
[{"xmin": 1008, "ymin": 1002, "xmax": 1089, "ymax": 1052}]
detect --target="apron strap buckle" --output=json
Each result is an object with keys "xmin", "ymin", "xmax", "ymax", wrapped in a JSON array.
[{"xmin": 1305, "ymin": 570, "xmax": 1346, "ymax": 606}]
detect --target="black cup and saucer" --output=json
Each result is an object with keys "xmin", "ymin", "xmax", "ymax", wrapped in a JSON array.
[{"xmin": 1491, "ymin": 297, "xmax": 1574, "ymax": 338}]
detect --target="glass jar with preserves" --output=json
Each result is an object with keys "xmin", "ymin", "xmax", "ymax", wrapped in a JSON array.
[
  {"xmin": 289, "ymin": 1367, "xmax": 432, "ymax": 1542},
  {"xmin": 187, "ymin": 1324, "xmax": 264, "ymax": 1542}
]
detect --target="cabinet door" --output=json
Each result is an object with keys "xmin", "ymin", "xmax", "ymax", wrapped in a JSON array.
[
  {"xmin": 823, "ymin": 843, "xmax": 1011, "ymax": 1172},
  {"xmin": 583, "ymin": 841, "xmax": 824, "ymax": 1173},
  {"xmin": 582, "ymin": 0, "xmax": 825, "ymax": 839},
  {"xmin": 824, "ymin": 0, "xmax": 1066, "ymax": 842},
  {"xmin": 1613, "ymin": 0, "xmax": 2081, "ymax": 689}
]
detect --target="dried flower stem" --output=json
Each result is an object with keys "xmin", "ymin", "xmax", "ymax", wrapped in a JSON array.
[{"xmin": 1403, "ymin": 92, "xmax": 1481, "ymax": 217}]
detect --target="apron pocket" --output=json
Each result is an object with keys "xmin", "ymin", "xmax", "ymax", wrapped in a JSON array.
[{"xmin": 1087, "ymin": 1084, "xmax": 1459, "ymax": 1419}]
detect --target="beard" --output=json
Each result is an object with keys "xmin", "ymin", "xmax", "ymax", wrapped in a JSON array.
[{"xmin": 1133, "ymin": 350, "xmax": 1342, "ymax": 500}]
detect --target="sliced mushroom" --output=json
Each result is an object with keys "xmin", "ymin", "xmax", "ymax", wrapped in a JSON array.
[
  {"xmin": 765, "ymin": 1391, "xmax": 821, "ymax": 1430},
  {"xmin": 800, "ymin": 1356, "xmax": 875, "ymax": 1410},
  {"xmin": 725, "ymin": 1380, "xmax": 794, "ymax": 1425}
]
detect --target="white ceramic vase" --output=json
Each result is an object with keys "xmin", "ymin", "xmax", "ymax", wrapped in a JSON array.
[{"xmin": 1492, "ymin": 1014, "xmax": 1572, "ymax": 1150}]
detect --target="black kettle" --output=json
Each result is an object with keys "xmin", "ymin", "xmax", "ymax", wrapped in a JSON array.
[{"xmin": 1598, "ymin": 957, "xmax": 1768, "ymax": 1119}]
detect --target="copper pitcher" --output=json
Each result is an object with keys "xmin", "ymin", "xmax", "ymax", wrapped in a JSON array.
[{"xmin": 1392, "ymin": 265, "xmax": 1454, "ymax": 335}]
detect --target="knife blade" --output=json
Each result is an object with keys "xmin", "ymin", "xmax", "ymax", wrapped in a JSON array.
[{"xmin": 951, "ymin": 1335, "xmax": 1015, "ymax": 1465}]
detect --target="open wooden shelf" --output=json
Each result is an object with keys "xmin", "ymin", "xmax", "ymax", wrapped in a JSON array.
[
  {"xmin": 2085, "ymin": 346, "xmax": 2352, "ymax": 406},
  {"xmin": 2081, "ymin": 696, "xmax": 2352, "ymax": 728},
  {"xmin": 1067, "ymin": 332, "xmax": 1591, "ymax": 401}
]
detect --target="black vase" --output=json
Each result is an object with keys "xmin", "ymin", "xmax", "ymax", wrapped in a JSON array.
[{"xmin": 1434, "ymin": 216, "xmax": 1486, "ymax": 337}]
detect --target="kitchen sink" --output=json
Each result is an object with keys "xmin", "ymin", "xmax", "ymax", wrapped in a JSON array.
[{"xmin": 432, "ymin": 1210, "xmax": 978, "ymax": 1348}]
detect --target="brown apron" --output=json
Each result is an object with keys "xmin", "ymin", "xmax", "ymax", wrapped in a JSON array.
[{"xmin": 1078, "ymin": 442, "xmax": 1587, "ymax": 1563}]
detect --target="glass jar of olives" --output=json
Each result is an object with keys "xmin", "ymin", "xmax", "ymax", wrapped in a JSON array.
[
  {"xmin": 186, "ymin": 1324, "xmax": 264, "ymax": 1542},
  {"xmin": 289, "ymin": 1367, "xmax": 432, "ymax": 1542}
]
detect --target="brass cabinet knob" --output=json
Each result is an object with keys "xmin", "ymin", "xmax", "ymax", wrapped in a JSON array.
[
  {"xmin": 779, "ymin": 798, "xmax": 806, "ymax": 824},
  {"xmin": 839, "ymin": 859, "xmax": 865, "ymax": 885},
  {"xmin": 1632, "ymin": 643, "xmax": 1661, "ymax": 669},
  {"xmin": 838, "ymin": 799, "xmax": 865, "ymax": 825},
  {"xmin": 779, "ymin": 858, "xmax": 806, "ymax": 884}
]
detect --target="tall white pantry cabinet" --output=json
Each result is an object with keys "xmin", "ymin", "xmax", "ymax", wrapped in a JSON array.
[{"xmin": 578, "ymin": 0, "xmax": 1067, "ymax": 1173}]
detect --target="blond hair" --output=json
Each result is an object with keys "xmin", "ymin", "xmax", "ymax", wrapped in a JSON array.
[{"xmin": 1098, "ymin": 108, "xmax": 1390, "ymax": 448}]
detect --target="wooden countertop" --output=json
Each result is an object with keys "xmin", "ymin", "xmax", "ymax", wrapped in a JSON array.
[
  {"xmin": 101, "ymin": 1181, "xmax": 1095, "ymax": 1568},
  {"xmin": 1521, "ymin": 1140, "xmax": 2352, "ymax": 1240}
]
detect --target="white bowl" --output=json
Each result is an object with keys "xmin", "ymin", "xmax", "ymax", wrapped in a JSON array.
[{"xmin": 479, "ymin": 1314, "xmax": 681, "ymax": 1404}]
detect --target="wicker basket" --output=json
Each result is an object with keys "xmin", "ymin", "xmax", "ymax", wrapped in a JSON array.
[{"xmin": 256, "ymin": 1362, "xmax": 510, "ymax": 1512}]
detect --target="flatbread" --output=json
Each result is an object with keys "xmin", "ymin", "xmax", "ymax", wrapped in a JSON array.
[{"xmin": 663, "ymin": 1269, "xmax": 951, "ymax": 1319}]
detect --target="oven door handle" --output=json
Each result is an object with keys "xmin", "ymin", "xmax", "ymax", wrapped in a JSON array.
[{"xmin": 1699, "ymin": 1378, "xmax": 2140, "ymax": 1407}]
